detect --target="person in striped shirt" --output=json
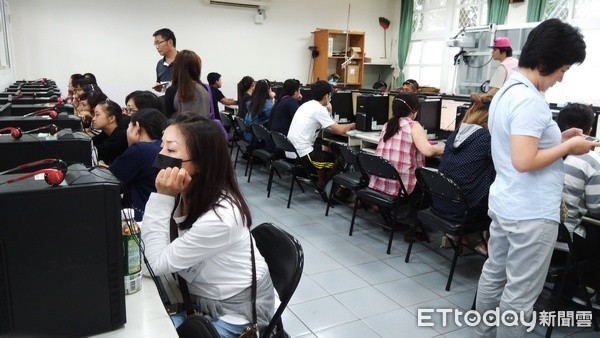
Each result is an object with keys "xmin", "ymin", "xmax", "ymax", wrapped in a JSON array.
[{"xmin": 558, "ymin": 103, "xmax": 600, "ymax": 294}]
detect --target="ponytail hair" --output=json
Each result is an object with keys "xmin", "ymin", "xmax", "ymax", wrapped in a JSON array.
[{"xmin": 383, "ymin": 92, "xmax": 419, "ymax": 142}]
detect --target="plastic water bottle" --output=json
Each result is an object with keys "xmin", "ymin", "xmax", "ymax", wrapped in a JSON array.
[{"xmin": 121, "ymin": 208, "xmax": 142, "ymax": 294}]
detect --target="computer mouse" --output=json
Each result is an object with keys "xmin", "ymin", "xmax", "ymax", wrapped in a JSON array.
[{"xmin": 428, "ymin": 140, "xmax": 438, "ymax": 145}]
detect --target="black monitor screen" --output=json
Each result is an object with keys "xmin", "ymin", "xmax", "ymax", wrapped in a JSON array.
[
  {"xmin": 330, "ymin": 91, "xmax": 354, "ymax": 122},
  {"xmin": 0, "ymin": 103, "xmax": 10, "ymax": 116},
  {"xmin": 418, "ymin": 99, "xmax": 441, "ymax": 133},
  {"xmin": 356, "ymin": 95, "xmax": 389, "ymax": 126},
  {"xmin": 299, "ymin": 87, "xmax": 313, "ymax": 105}
]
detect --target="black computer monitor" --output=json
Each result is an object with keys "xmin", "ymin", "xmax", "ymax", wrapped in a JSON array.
[
  {"xmin": 271, "ymin": 83, "xmax": 284, "ymax": 100},
  {"xmin": 299, "ymin": 87, "xmax": 313, "ymax": 105},
  {"xmin": 0, "ymin": 115, "xmax": 82, "ymax": 132},
  {"xmin": 0, "ymin": 102, "xmax": 9, "ymax": 116},
  {"xmin": 0, "ymin": 173, "xmax": 125, "ymax": 336},
  {"xmin": 417, "ymin": 99, "xmax": 441, "ymax": 134},
  {"xmin": 356, "ymin": 95, "xmax": 389, "ymax": 126},
  {"xmin": 330, "ymin": 91, "xmax": 354, "ymax": 123},
  {"xmin": 9, "ymin": 104, "xmax": 73, "ymax": 117},
  {"xmin": 439, "ymin": 98, "xmax": 470, "ymax": 132},
  {"xmin": 0, "ymin": 132, "xmax": 93, "ymax": 171}
]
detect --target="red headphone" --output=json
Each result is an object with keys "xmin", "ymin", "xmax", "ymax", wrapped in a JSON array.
[
  {"xmin": 24, "ymin": 124, "xmax": 59, "ymax": 136},
  {"xmin": 0, "ymin": 169, "xmax": 64, "ymax": 186},
  {"xmin": 0, "ymin": 158, "xmax": 67, "ymax": 186},
  {"xmin": 24, "ymin": 108, "xmax": 58, "ymax": 119},
  {"xmin": 0, "ymin": 127, "xmax": 23, "ymax": 140}
]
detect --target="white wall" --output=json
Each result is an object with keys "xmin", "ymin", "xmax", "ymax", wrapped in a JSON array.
[
  {"xmin": 505, "ymin": 0, "xmax": 527, "ymax": 26},
  {"xmin": 7, "ymin": 0, "xmax": 399, "ymax": 104}
]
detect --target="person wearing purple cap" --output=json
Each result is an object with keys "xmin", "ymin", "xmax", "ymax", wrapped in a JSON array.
[{"xmin": 479, "ymin": 37, "xmax": 519, "ymax": 102}]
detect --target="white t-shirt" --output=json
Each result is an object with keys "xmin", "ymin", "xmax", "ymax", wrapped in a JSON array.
[
  {"xmin": 287, "ymin": 100, "xmax": 334, "ymax": 158},
  {"xmin": 141, "ymin": 193, "xmax": 268, "ymax": 300}
]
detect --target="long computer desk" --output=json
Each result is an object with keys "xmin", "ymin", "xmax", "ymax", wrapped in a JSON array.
[
  {"xmin": 92, "ymin": 277, "xmax": 178, "ymax": 337},
  {"xmin": 321, "ymin": 129, "xmax": 381, "ymax": 154}
]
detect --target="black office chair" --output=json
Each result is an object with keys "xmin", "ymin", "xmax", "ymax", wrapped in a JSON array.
[
  {"xmin": 406, "ymin": 167, "xmax": 489, "ymax": 291},
  {"xmin": 247, "ymin": 124, "xmax": 282, "ymax": 183},
  {"xmin": 349, "ymin": 153, "xmax": 416, "ymax": 254},
  {"xmin": 325, "ymin": 142, "xmax": 366, "ymax": 216},
  {"xmin": 219, "ymin": 112, "xmax": 235, "ymax": 156},
  {"xmin": 268, "ymin": 131, "xmax": 324, "ymax": 208},
  {"xmin": 251, "ymin": 223, "xmax": 304, "ymax": 338},
  {"xmin": 543, "ymin": 222, "xmax": 599, "ymax": 337},
  {"xmin": 231, "ymin": 116, "xmax": 253, "ymax": 171}
]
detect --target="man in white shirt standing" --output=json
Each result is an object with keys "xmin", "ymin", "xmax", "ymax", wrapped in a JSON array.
[
  {"xmin": 479, "ymin": 37, "xmax": 519, "ymax": 102},
  {"xmin": 287, "ymin": 81, "xmax": 356, "ymax": 196}
]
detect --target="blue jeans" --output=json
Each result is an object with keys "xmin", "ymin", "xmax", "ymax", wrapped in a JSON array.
[{"xmin": 171, "ymin": 312, "xmax": 250, "ymax": 338}]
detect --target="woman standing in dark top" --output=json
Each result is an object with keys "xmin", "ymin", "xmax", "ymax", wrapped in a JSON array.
[{"xmin": 92, "ymin": 99, "xmax": 128, "ymax": 165}]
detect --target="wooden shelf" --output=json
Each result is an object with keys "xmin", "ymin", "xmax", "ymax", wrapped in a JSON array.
[{"xmin": 312, "ymin": 29, "xmax": 365, "ymax": 88}]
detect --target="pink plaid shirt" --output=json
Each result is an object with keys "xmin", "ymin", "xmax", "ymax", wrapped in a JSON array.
[{"xmin": 368, "ymin": 117, "xmax": 425, "ymax": 195}]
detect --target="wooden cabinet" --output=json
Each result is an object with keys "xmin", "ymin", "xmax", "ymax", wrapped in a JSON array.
[{"xmin": 312, "ymin": 29, "xmax": 365, "ymax": 87}]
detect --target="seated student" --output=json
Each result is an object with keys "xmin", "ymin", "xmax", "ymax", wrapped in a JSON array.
[
  {"xmin": 269, "ymin": 78, "xmax": 302, "ymax": 136},
  {"xmin": 66, "ymin": 73, "xmax": 84, "ymax": 104},
  {"xmin": 109, "ymin": 108, "xmax": 167, "ymax": 221},
  {"xmin": 77, "ymin": 85, "xmax": 106, "ymax": 137},
  {"xmin": 432, "ymin": 94, "xmax": 495, "ymax": 253},
  {"xmin": 71, "ymin": 76, "xmax": 95, "ymax": 112},
  {"xmin": 287, "ymin": 80, "xmax": 356, "ymax": 194},
  {"xmin": 123, "ymin": 90, "xmax": 165, "ymax": 116},
  {"xmin": 244, "ymin": 79, "xmax": 274, "ymax": 142},
  {"xmin": 237, "ymin": 75, "xmax": 255, "ymax": 119},
  {"xmin": 558, "ymin": 103, "xmax": 600, "ymax": 293},
  {"xmin": 207, "ymin": 72, "xmax": 237, "ymax": 118},
  {"xmin": 369, "ymin": 92, "xmax": 443, "ymax": 204},
  {"xmin": 400, "ymin": 79, "xmax": 419, "ymax": 93},
  {"xmin": 141, "ymin": 113, "xmax": 274, "ymax": 335},
  {"xmin": 92, "ymin": 99, "xmax": 128, "ymax": 165}
]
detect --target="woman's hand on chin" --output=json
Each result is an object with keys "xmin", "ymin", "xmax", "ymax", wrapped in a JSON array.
[{"xmin": 155, "ymin": 167, "xmax": 192, "ymax": 196}]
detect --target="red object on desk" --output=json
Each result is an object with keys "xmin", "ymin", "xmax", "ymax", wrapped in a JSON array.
[{"xmin": 428, "ymin": 140, "xmax": 438, "ymax": 145}]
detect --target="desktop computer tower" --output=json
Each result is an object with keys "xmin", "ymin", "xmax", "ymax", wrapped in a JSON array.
[
  {"xmin": 356, "ymin": 112, "xmax": 373, "ymax": 132},
  {"xmin": 356, "ymin": 95, "xmax": 389, "ymax": 126},
  {"xmin": 0, "ymin": 171, "xmax": 126, "ymax": 336}
]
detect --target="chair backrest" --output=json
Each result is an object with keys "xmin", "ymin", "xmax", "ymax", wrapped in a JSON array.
[
  {"xmin": 415, "ymin": 167, "xmax": 464, "ymax": 204},
  {"xmin": 357, "ymin": 152, "xmax": 409, "ymax": 197},
  {"xmin": 251, "ymin": 124, "xmax": 270, "ymax": 143},
  {"xmin": 251, "ymin": 223, "xmax": 304, "ymax": 337},
  {"xmin": 330, "ymin": 142, "xmax": 359, "ymax": 173},
  {"xmin": 357, "ymin": 152, "xmax": 400, "ymax": 180},
  {"xmin": 233, "ymin": 115, "xmax": 251, "ymax": 133},
  {"xmin": 270, "ymin": 131, "xmax": 299, "ymax": 155},
  {"xmin": 219, "ymin": 112, "xmax": 233, "ymax": 129}
]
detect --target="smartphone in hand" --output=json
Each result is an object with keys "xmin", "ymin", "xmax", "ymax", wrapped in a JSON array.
[{"xmin": 585, "ymin": 136, "xmax": 600, "ymax": 142}]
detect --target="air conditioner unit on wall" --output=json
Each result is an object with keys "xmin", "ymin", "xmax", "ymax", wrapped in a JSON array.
[{"xmin": 203, "ymin": 0, "xmax": 271, "ymax": 10}]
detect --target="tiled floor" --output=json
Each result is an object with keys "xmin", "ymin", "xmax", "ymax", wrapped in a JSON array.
[{"xmin": 235, "ymin": 159, "xmax": 597, "ymax": 337}]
